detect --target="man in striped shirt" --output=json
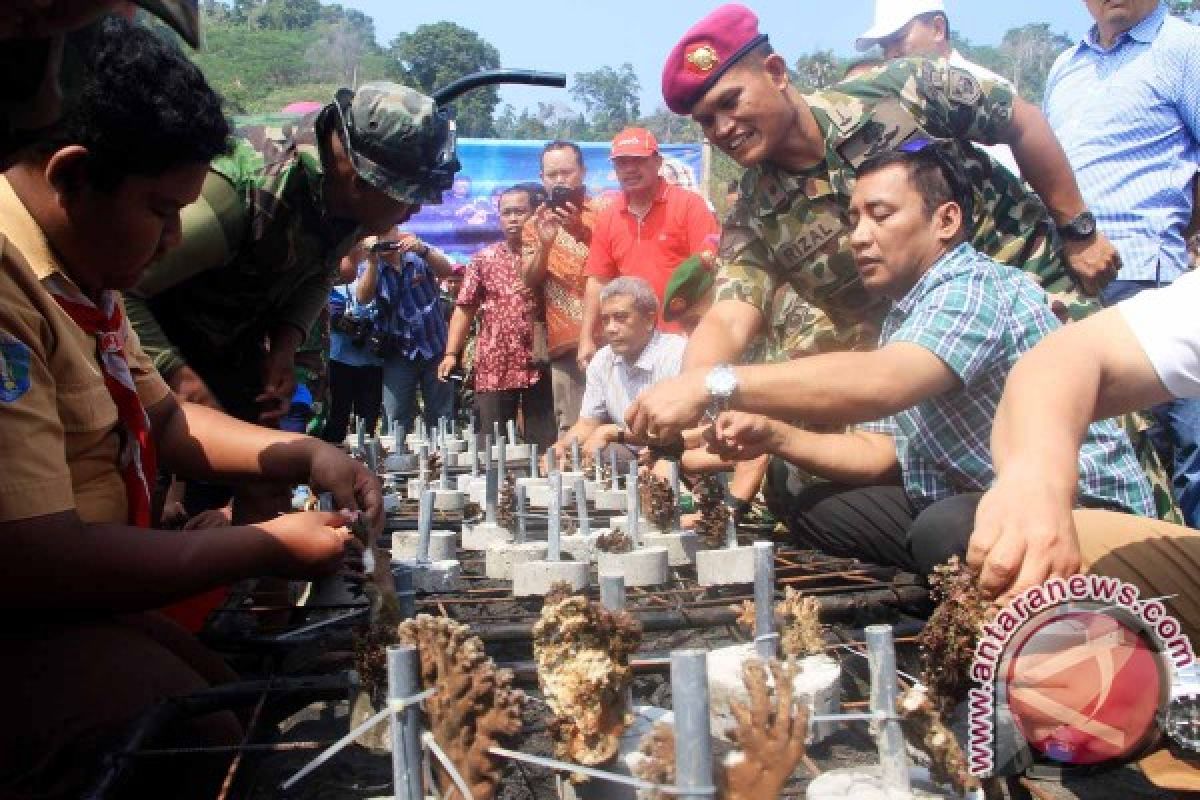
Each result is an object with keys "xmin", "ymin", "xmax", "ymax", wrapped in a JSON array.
[
  {"xmin": 556, "ymin": 277, "xmax": 686, "ymax": 463},
  {"xmin": 1043, "ymin": 0, "xmax": 1200, "ymax": 526}
]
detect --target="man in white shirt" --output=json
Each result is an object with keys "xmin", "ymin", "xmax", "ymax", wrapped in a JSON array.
[
  {"xmin": 971, "ymin": 270, "xmax": 1200, "ymax": 792},
  {"xmin": 556, "ymin": 276, "xmax": 686, "ymax": 460},
  {"xmin": 855, "ymin": 0, "xmax": 1021, "ymax": 177}
]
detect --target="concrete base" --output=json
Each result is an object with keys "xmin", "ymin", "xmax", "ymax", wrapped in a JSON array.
[
  {"xmin": 568, "ymin": 706, "xmax": 674, "ymax": 800},
  {"xmin": 560, "ymin": 532, "xmax": 600, "ymax": 562},
  {"xmin": 382, "ymin": 493, "xmax": 402, "ymax": 514},
  {"xmin": 527, "ymin": 482, "xmax": 574, "ymax": 508},
  {"xmin": 442, "ymin": 438, "xmax": 466, "ymax": 454},
  {"xmin": 456, "ymin": 473, "xmax": 483, "ymax": 492},
  {"xmin": 460, "ymin": 522, "xmax": 512, "ymax": 551},
  {"xmin": 383, "ymin": 453, "xmax": 418, "ymax": 472},
  {"xmin": 593, "ymin": 488, "xmax": 627, "ymax": 511},
  {"xmin": 393, "ymin": 558, "xmax": 462, "ymax": 593},
  {"xmin": 390, "ymin": 530, "xmax": 457, "ymax": 562},
  {"xmin": 512, "ymin": 559, "xmax": 589, "ymax": 597},
  {"xmin": 596, "ymin": 547, "xmax": 669, "ymax": 587},
  {"xmin": 807, "ymin": 766, "xmax": 954, "ymax": 799},
  {"xmin": 485, "ymin": 541, "xmax": 548, "ymax": 581},
  {"xmin": 431, "ymin": 489, "xmax": 466, "ymax": 511},
  {"xmin": 610, "ymin": 515, "xmax": 659, "ymax": 536},
  {"xmin": 405, "ymin": 478, "xmax": 427, "ymax": 500},
  {"xmin": 696, "ymin": 545, "xmax": 757, "ymax": 586},
  {"xmin": 641, "ymin": 530, "xmax": 699, "ymax": 566},
  {"xmin": 491, "ymin": 443, "xmax": 532, "ymax": 461},
  {"xmin": 706, "ymin": 645, "xmax": 841, "ymax": 743}
]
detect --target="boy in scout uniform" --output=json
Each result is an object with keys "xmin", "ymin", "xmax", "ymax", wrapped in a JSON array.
[
  {"xmin": 630, "ymin": 2, "xmax": 1123, "ymax": 443},
  {"xmin": 0, "ymin": 20, "xmax": 381, "ymax": 798}
]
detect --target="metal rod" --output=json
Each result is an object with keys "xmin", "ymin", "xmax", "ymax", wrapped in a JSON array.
[
  {"xmin": 387, "ymin": 646, "xmax": 424, "ymax": 800},
  {"xmin": 439, "ymin": 448, "xmax": 450, "ymax": 489},
  {"xmin": 574, "ymin": 475, "xmax": 590, "ymax": 538},
  {"xmin": 394, "ymin": 563, "xmax": 416, "ymax": 619},
  {"xmin": 484, "ymin": 458, "xmax": 498, "ymax": 526},
  {"xmin": 492, "ymin": 421, "xmax": 500, "ymax": 445},
  {"xmin": 548, "ymin": 444, "xmax": 559, "ymax": 476},
  {"xmin": 600, "ymin": 573, "xmax": 626, "ymax": 612},
  {"xmin": 468, "ymin": 429, "xmax": 478, "ymax": 478},
  {"xmin": 356, "ymin": 419, "xmax": 366, "ymax": 453},
  {"xmin": 627, "ymin": 462, "xmax": 641, "ymax": 547},
  {"xmin": 416, "ymin": 489, "xmax": 434, "ymax": 561},
  {"xmin": 866, "ymin": 624, "xmax": 911, "ymax": 795},
  {"xmin": 432, "ymin": 68, "xmax": 567, "ymax": 106},
  {"xmin": 529, "ymin": 442, "xmax": 539, "ymax": 478},
  {"xmin": 497, "ymin": 436, "xmax": 507, "ymax": 488},
  {"xmin": 506, "ymin": 419, "xmax": 518, "ymax": 447},
  {"xmin": 547, "ymin": 472, "xmax": 562, "ymax": 561},
  {"xmin": 364, "ymin": 436, "xmax": 378, "ymax": 474},
  {"xmin": 515, "ymin": 483, "xmax": 528, "ymax": 544},
  {"xmin": 668, "ymin": 460, "xmax": 681, "ymax": 530},
  {"xmin": 594, "ymin": 447, "xmax": 603, "ymax": 484},
  {"xmin": 417, "ymin": 443, "xmax": 429, "ymax": 483},
  {"xmin": 571, "ymin": 439, "xmax": 581, "ymax": 473},
  {"xmin": 721, "ymin": 473, "xmax": 737, "ymax": 549},
  {"xmin": 609, "ymin": 448, "xmax": 620, "ymax": 489},
  {"xmin": 395, "ymin": 424, "xmax": 407, "ymax": 454},
  {"xmin": 670, "ymin": 650, "xmax": 716, "ymax": 798},
  {"xmin": 754, "ymin": 542, "xmax": 776, "ymax": 661}
]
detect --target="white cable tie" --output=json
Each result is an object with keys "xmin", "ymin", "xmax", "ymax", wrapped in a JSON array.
[
  {"xmin": 280, "ymin": 687, "xmax": 436, "ymax": 791},
  {"xmin": 421, "ymin": 731, "xmax": 474, "ymax": 800}
]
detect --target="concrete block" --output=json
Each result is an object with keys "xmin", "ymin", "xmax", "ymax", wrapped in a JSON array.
[
  {"xmin": 512, "ymin": 558, "xmax": 589, "ymax": 597},
  {"xmin": 390, "ymin": 530, "xmax": 456, "ymax": 562},
  {"xmin": 491, "ymin": 443, "xmax": 531, "ymax": 461},
  {"xmin": 640, "ymin": 530, "xmax": 698, "ymax": 566},
  {"xmin": 442, "ymin": 438, "xmax": 466, "ymax": 454},
  {"xmin": 431, "ymin": 488, "xmax": 466, "ymax": 512},
  {"xmin": 384, "ymin": 453, "xmax": 418, "ymax": 472},
  {"xmin": 527, "ymin": 482, "xmax": 574, "ymax": 508},
  {"xmin": 560, "ymin": 533, "xmax": 600, "ymax": 562},
  {"xmin": 376, "ymin": 435, "xmax": 396, "ymax": 451},
  {"xmin": 382, "ymin": 493, "xmax": 402, "ymax": 514},
  {"xmin": 593, "ymin": 488, "xmax": 627, "ymax": 511},
  {"xmin": 406, "ymin": 478, "xmax": 427, "ymax": 500},
  {"xmin": 569, "ymin": 706, "xmax": 674, "ymax": 800},
  {"xmin": 485, "ymin": 541, "xmax": 548, "ymax": 581},
  {"xmin": 596, "ymin": 547, "xmax": 669, "ymax": 587},
  {"xmin": 393, "ymin": 558, "xmax": 462, "ymax": 593},
  {"xmin": 461, "ymin": 522, "xmax": 512, "ymax": 551},
  {"xmin": 806, "ymin": 767, "xmax": 954, "ymax": 799},
  {"xmin": 706, "ymin": 645, "xmax": 841, "ymax": 744},
  {"xmin": 456, "ymin": 474, "xmax": 483, "ymax": 492},
  {"xmin": 696, "ymin": 545, "xmax": 757, "ymax": 586},
  {"xmin": 610, "ymin": 515, "xmax": 659, "ymax": 535}
]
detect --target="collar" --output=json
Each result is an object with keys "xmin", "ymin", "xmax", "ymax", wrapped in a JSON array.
[
  {"xmin": 614, "ymin": 331, "xmax": 662, "ymax": 371},
  {"xmin": 616, "ymin": 178, "xmax": 669, "ymax": 214},
  {"xmin": 0, "ymin": 175, "xmax": 79, "ymax": 290},
  {"xmin": 1084, "ymin": 2, "xmax": 1166, "ymax": 50},
  {"xmin": 890, "ymin": 242, "xmax": 977, "ymax": 317}
]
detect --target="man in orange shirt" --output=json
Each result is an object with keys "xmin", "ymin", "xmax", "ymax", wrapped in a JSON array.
[
  {"xmin": 521, "ymin": 140, "xmax": 604, "ymax": 433},
  {"xmin": 578, "ymin": 128, "xmax": 719, "ymax": 368}
]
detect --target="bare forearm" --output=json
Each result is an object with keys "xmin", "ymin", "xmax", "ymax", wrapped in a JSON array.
[
  {"xmin": 154, "ymin": 399, "xmax": 317, "ymax": 483},
  {"xmin": 1006, "ymin": 99, "xmax": 1086, "ymax": 225},
  {"xmin": 559, "ymin": 418, "xmax": 602, "ymax": 450},
  {"xmin": 445, "ymin": 307, "xmax": 476, "ymax": 355},
  {"xmin": 0, "ymin": 514, "xmax": 276, "ymax": 612},
  {"xmin": 772, "ymin": 423, "xmax": 900, "ymax": 486},
  {"xmin": 521, "ymin": 244, "xmax": 549, "ymax": 287},
  {"xmin": 682, "ymin": 300, "xmax": 763, "ymax": 369},
  {"xmin": 422, "ymin": 244, "xmax": 453, "ymax": 278},
  {"xmin": 356, "ymin": 255, "xmax": 381, "ymax": 304}
]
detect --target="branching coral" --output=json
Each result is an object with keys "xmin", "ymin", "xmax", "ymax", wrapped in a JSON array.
[
  {"xmin": 532, "ymin": 592, "xmax": 643, "ymax": 765},
  {"xmin": 692, "ymin": 474, "xmax": 731, "ymax": 547},
  {"xmin": 897, "ymin": 685, "xmax": 979, "ymax": 795},
  {"xmin": 396, "ymin": 615, "xmax": 524, "ymax": 800},
  {"xmin": 595, "ymin": 529, "xmax": 633, "ymax": 554},
  {"xmin": 639, "ymin": 472, "xmax": 676, "ymax": 532},
  {"xmin": 918, "ymin": 556, "xmax": 990, "ymax": 712},
  {"xmin": 497, "ymin": 476, "xmax": 517, "ymax": 531},
  {"xmin": 730, "ymin": 588, "xmax": 825, "ymax": 659}
]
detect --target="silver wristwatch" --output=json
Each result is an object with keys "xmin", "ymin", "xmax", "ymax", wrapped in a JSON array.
[{"xmin": 704, "ymin": 364, "xmax": 738, "ymax": 421}]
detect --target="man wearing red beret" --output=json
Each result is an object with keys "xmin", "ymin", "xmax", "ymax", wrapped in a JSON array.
[{"xmin": 629, "ymin": 3, "xmax": 1122, "ymax": 440}]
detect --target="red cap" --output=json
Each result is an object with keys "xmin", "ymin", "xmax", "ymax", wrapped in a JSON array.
[
  {"xmin": 661, "ymin": 4, "xmax": 769, "ymax": 115},
  {"xmin": 610, "ymin": 127, "xmax": 659, "ymax": 158}
]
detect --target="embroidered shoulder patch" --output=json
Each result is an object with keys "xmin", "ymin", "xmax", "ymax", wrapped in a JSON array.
[{"xmin": 0, "ymin": 336, "xmax": 32, "ymax": 402}]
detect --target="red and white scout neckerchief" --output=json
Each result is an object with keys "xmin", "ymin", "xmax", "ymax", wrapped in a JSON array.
[{"xmin": 45, "ymin": 278, "xmax": 157, "ymax": 527}]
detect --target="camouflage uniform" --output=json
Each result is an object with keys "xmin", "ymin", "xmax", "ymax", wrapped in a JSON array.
[{"xmin": 716, "ymin": 57, "xmax": 1099, "ymax": 349}]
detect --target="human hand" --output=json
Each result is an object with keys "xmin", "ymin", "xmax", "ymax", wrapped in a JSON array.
[
  {"xmin": 254, "ymin": 510, "xmax": 360, "ymax": 579},
  {"xmin": 966, "ymin": 472, "xmax": 1081, "ymax": 602},
  {"xmin": 437, "ymin": 353, "xmax": 458, "ymax": 381},
  {"xmin": 708, "ymin": 412, "xmax": 781, "ymax": 461},
  {"xmin": 167, "ymin": 364, "xmax": 222, "ymax": 411},
  {"xmin": 533, "ymin": 204, "xmax": 563, "ymax": 247},
  {"xmin": 624, "ymin": 370, "xmax": 709, "ymax": 444},
  {"xmin": 256, "ymin": 348, "xmax": 297, "ymax": 426},
  {"xmin": 1062, "ymin": 231, "xmax": 1120, "ymax": 296},
  {"xmin": 307, "ymin": 442, "xmax": 384, "ymax": 541}
]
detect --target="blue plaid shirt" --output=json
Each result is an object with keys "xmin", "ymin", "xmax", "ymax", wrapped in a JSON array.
[
  {"xmin": 863, "ymin": 243, "xmax": 1154, "ymax": 516},
  {"xmin": 1043, "ymin": 2, "xmax": 1200, "ymax": 284},
  {"xmin": 376, "ymin": 252, "xmax": 448, "ymax": 362}
]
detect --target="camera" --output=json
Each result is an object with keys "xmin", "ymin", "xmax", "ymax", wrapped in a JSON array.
[
  {"xmin": 332, "ymin": 312, "xmax": 371, "ymax": 343},
  {"xmin": 549, "ymin": 185, "xmax": 585, "ymax": 210},
  {"xmin": 370, "ymin": 240, "xmax": 405, "ymax": 254}
]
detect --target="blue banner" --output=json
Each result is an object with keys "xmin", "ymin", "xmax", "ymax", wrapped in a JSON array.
[{"xmin": 408, "ymin": 138, "xmax": 707, "ymax": 263}]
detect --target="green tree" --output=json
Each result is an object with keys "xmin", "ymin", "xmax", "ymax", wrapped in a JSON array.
[
  {"xmin": 999, "ymin": 23, "xmax": 1072, "ymax": 103},
  {"xmin": 257, "ymin": 0, "xmax": 320, "ymax": 30},
  {"xmin": 637, "ymin": 107, "xmax": 702, "ymax": 143},
  {"xmin": 388, "ymin": 22, "xmax": 502, "ymax": 137},
  {"xmin": 793, "ymin": 50, "xmax": 842, "ymax": 92},
  {"xmin": 571, "ymin": 64, "xmax": 640, "ymax": 139},
  {"xmin": 1169, "ymin": 0, "xmax": 1199, "ymax": 17}
]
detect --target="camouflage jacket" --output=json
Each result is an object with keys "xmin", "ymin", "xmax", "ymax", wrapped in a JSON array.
[
  {"xmin": 125, "ymin": 109, "xmax": 360, "ymax": 377},
  {"xmin": 716, "ymin": 57, "xmax": 1099, "ymax": 354}
]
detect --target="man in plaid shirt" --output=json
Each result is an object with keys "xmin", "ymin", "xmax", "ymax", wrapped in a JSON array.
[{"xmin": 633, "ymin": 142, "xmax": 1154, "ymax": 577}]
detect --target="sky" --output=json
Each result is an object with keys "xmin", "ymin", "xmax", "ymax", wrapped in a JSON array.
[{"xmin": 335, "ymin": 1, "xmax": 1099, "ymax": 113}]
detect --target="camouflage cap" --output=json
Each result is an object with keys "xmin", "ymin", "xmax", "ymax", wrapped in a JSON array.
[
  {"xmin": 663, "ymin": 255, "xmax": 715, "ymax": 321},
  {"xmin": 340, "ymin": 81, "xmax": 457, "ymax": 206}
]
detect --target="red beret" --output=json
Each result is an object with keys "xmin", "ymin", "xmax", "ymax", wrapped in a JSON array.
[{"xmin": 661, "ymin": 4, "xmax": 770, "ymax": 115}]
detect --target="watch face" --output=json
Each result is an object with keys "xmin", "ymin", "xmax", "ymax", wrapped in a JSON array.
[{"xmin": 706, "ymin": 366, "xmax": 737, "ymax": 396}]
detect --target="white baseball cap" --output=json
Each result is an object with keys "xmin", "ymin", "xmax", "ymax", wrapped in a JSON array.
[{"xmin": 855, "ymin": 0, "xmax": 947, "ymax": 52}]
